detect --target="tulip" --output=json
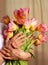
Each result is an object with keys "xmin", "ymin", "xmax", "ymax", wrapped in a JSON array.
[
  {"xmin": 2, "ymin": 15, "xmax": 10, "ymax": 24},
  {"xmin": 34, "ymin": 39, "xmax": 41, "ymax": 46},
  {"xmin": 24, "ymin": 18, "xmax": 38, "ymax": 32},
  {"xmin": 24, "ymin": 19, "xmax": 31, "ymax": 30},
  {"xmin": 30, "ymin": 18, "xmax": 38, "ymax": 31},
  {"xmin": 8, "ymin": 19, "xmax": 19, "ymax": 32},
  {"xmin": 3, "ymin": 28, "xmax": 13, "ymax": 39},
  {"xmin": 7, "ymin": 32, "xmax": 13, "ymax": 39},
  {"xmin": 14, "ymin": 8, "xmax": 30, "ymax": 25},
  {"xmin": 38, "ymin": 33, "xmax": 47, "ymax": 42},
  {"xmin": 20, "ymin": 8, "xmax": 30, "ymax": 18},
  {"xmin": 37, "ymin": 23, "xmax": 48, "ymax": 33}
]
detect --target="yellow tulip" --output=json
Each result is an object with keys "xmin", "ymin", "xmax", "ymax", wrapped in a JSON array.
[{"xmin": 7, "ymin": 32, "xmax": 13, "ymax": 39}]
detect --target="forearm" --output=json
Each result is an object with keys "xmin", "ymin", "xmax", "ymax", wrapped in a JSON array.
[
  {"xmin": 0, "ymin": 60, "xmax": 3, "ymax": 65},
  {"xmin": 0, "ymin": 52, "xmax": 5, "ymax": 65}
]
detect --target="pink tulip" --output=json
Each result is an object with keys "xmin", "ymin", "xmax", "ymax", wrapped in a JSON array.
[
  {"xmin": 14, "ymin": 8, "xmax": 30, "ymax": 25},
  {"xmin": 3, "ymin": 28, "xmax": 13, "ymax": 39},
  {"xmin": 30, "ymin": 18, "xmax": 38, "ymax": 31},
  {"xmin": 24, "ymin": 18, "xmax": 38, "ymax": 31},
  {"xmin": 24, "ymin": 19, "xmax": 32, "ymax": 30},
  {"xmin": 34, "ymin": 33, "xmax": 47, "ymax": 46},
  {"xmin": 8, "ymin": 19, "xmax": 18, "ymax": 32},
  {"xmin": 38, "ymin": 33, "xmax": 47, "ymax": 42},
  {"xmin": 37, "ymin": 23, "xmax": 48, "ymax": 33},
  {"xmin": 20, "ymin": 8, "xmax": 30, "ymax": 17}
]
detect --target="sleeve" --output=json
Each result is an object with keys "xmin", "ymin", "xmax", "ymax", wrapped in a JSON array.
[{"xmin": 0, "ymin": 23, "xmax": 5, "ymax": 50}]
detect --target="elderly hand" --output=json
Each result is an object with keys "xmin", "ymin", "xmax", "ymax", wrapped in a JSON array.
[
  {"xmin": 0, "ymin": 32, "xmax": 33, "ymax": 61},
  {"xmin": 5, "ymin": 32, "xmax": 26, "ymax": 48},
  {"xmin": 1, "ymin": 46, "xmax": 31, "ymax": 60}
]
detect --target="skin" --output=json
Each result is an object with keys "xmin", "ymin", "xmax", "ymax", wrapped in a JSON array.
[
  {"xmin": 0, "ymin": 52, "xmax": 5, "ymax": 65},
  {"xmin": 0, "ymin": 32, "xmax": 33, "ymax": 65}
]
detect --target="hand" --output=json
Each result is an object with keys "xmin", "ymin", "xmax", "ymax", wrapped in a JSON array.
[
  {"xmin": 0, "ymin": 32, "xmax": 28, "ymax": 60},
  {"xmin": 0, "ymin": 33, "xmax": 33, "ymax": 61},
  {"xmin": 1, "ymin": 46, "xmax": 31, "ymax": 60},
  {"xmin": 6, "ymin": 32, "xmax": 26, "ymax": 48}
]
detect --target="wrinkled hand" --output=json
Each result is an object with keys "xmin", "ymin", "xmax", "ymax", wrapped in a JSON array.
[
  {"xmin": 0, "ymin": 32, "xmax": 33, "ymax": 61},
  {"xmin": 0, "ymin": 32, "xmax": 29, "ymax": 60},
  {"xmin": 1, "ymin": 46, "xmax": 31, "ymax": 60},
  {"xmin": 6, "ymin": 32, "xmax": 26, "ymax": 48}
]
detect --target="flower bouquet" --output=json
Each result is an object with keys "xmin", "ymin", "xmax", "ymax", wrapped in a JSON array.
[{"xmin": 2, "ymin": 8, "xmax": 48, "ymax": 65}]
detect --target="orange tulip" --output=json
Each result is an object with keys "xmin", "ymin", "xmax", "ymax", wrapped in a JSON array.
[
  {"xmin": 14, "ymin": 8, "xmax": 30, "ymax": 25},
  {"xmin": 34, "ymin": 39, "xmax": 41, "ymax": 46},
  {"xmin": 2, "ymin": 15, "xmax": 10, "ymax": 24}
]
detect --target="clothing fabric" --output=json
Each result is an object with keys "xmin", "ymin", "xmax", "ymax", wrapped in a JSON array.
[{"xmin": 0, "ymin": 23, "xmax": 5, "ymax": 65}]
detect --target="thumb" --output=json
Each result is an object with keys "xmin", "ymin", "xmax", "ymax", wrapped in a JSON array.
[{"xmin": 5, "ymin": 37, "xmax": 10, "ymax": 46}]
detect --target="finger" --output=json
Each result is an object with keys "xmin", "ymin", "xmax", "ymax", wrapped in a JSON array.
[
  {"xmin": 19, "ymin": 41, "xmax": 26, "ymax": 47},
  {"xmin": 29, "ymin": 34, "xmax": 33, "ymax": 38},
  {"xmin": 30, "ymin": 35, "xmax": 33, "ymax": 40},
  {"xmin": 5, "ymin": 37, "xmax": 10, "ymax": 44},
  {"xmin": 0, "ymin": 52, "xmax": 11, "ymax": 60},
  {"xmin": 11, "ymin": 43, "xmax": 19, "ymax": 49},
  {"xmin": 0, "ymin": 53, "xmax": 8, "ymax": 59},
  {"xmin": 17, "ymin": 34, "xmax": 26, "ymax": 40},
  {"xmin": 0, "ymin": 50, "xmax": 10, "ymax": 57},
  {"xmin": 19, "ymin": 38, "xmax": 26, "ymax": 43},
  {"xmin": 7, "ymin": 45, "xmax": 13, "ymax": 51},
  {"xmin": 29, "ymin": 34, "xmax": 33, "ymax": 40},
  {"xmin": 3, "ymin": 56, "xmax": 12, "ymax": 60},
  {"xmin": 4, "ymin": 56, "xmax": 18, "ymax": 60},
  {"xmin": 15, "ymin": 38, "xmax": 26, "ymax": 47},
  {"xmin": 3, "ymin": 47, "xmax": 11, "ymax": 53},
  {"xmin": 5, "ymin": 45, "xmax": 12, "ymax": 51},
  {"xmin": 11, "ymin": 38, "xmax": 26, "ymax": 48},
  {"xmin": 13, "ymin": 32, "xmax": 23, "ymax": 39},
  {"xmin": 17, "ymin": 40, "xmax": 26, "ymax": 47}
]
